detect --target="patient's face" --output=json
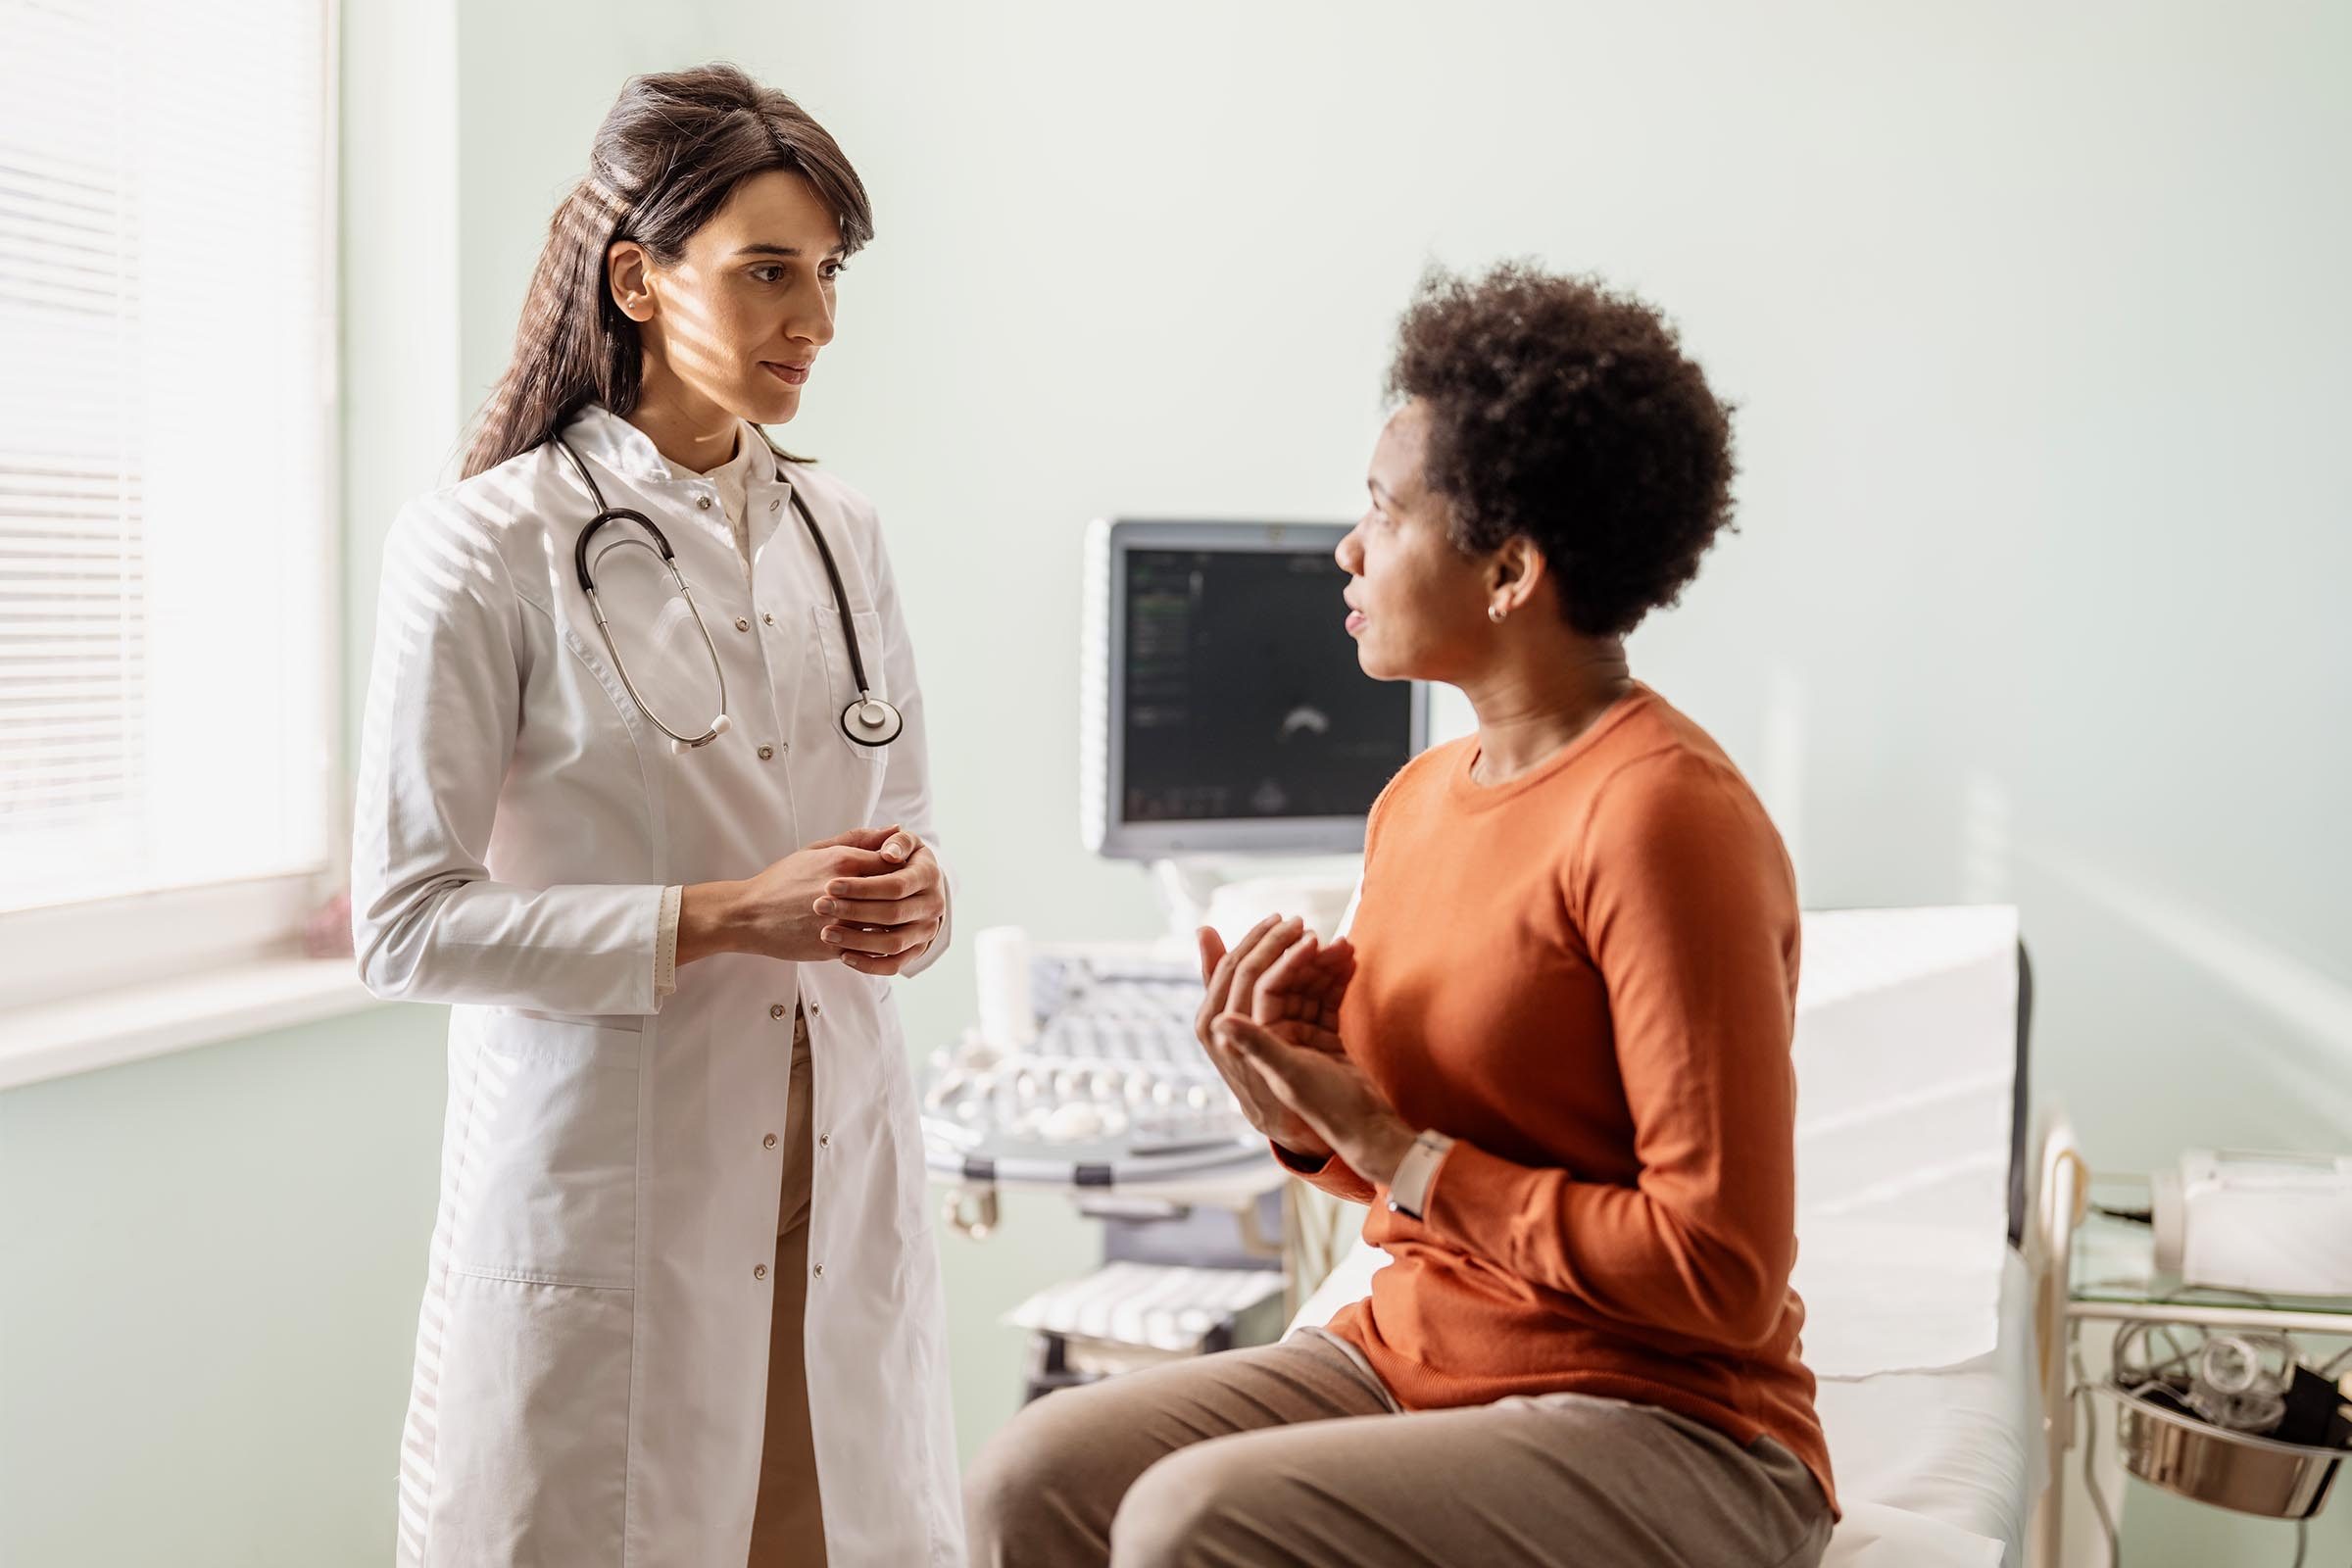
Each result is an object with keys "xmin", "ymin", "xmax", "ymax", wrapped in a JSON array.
[{"xmin": 1336, "ymin": 401, "xmax": 1491, "ymax": 682}]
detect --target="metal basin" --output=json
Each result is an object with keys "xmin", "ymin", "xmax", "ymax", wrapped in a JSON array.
[{"xmin": 2103, "ymin": 1384, "xmax": 2345, "ymax": 1519}]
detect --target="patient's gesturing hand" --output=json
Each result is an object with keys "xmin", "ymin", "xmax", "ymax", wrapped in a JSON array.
[
  {"xmin": 1211, "ymin": 1013, "xmax": 1415, "ymax": 1188},
  {"xmin": 1245, "ymin": 924, "xmax": 1354, "ymax": 1056},
  {"xmin": 1195, "ymin": 915, "xmax": 1339, "ymax": 1160}
]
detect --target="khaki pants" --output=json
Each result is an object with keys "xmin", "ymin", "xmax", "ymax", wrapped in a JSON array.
[
  {"xmin": 965, "ymin": 1329, "xmax": 1832, "ymax": 1568},
  {"xmin": 747, "ymin": 1007, "xmax": 826, "ymax": 1566}
]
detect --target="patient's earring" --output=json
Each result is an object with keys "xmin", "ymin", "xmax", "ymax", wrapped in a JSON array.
[{"xmin": 1488, "ymin": 603, "xmax": 1508, "ymax": 623}]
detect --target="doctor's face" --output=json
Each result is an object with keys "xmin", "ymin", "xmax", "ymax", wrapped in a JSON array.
[
  {"xmin": 625, "ymin": 168, "xmax": 845, "ymax": 426},
  {"xmin": 1335, "ymin": 401, "xmax": 1494, "ymax": 683}
]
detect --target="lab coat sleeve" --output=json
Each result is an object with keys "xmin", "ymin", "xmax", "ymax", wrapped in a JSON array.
[
  {"xmin": 350, "ymin": 499, "xmax": 666, "ymax": 1015},
  {"xmin": 861, "ymin": 502, "xmax": 953, "ymax": 981}
]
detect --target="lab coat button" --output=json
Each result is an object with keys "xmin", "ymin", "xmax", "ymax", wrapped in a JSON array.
[
  {"xmin": 734, "ymin": 616, "xmax": 751, "ymax": 632},
  {"xmin": 763, "ymin": 1133, "xmax": 778, "ymax": 1149},
  {"xmin": 754, "ymin": 1263, "xmax": 768, "ymax": 1281},
  {"xmin": 770, "ymin": 1004, "xmax": 787, "ymax": 1019},
  {"xmin": 758, "ymin": 745, "xmax": 775, "ymax": 760},
  {"xmin": 808, "ymin": 1004, "xmax": 820, "ymax": 1017},
  {"xmin": 818, "ymin": 1133, "xmax": 830, "ymax": 1149},
  {"xmin": 698, "ymin": 495, "xmax": 714, "ymax": 511},
  {"xmin": 812, "ymin": 1264, "xmax": 824, "ymax": 1279},
  {"xmin": 762, "ymin": 612, "xmax": 775, "ymax": 626}
]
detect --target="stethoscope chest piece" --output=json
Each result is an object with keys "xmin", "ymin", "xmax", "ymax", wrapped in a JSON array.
[{"xmin": 843, "ymin": 696, "xmax": 905, "ymax": 748}]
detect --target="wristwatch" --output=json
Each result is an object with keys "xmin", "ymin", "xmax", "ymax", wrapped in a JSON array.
[{"xmin": 1385, "ymin": 1130, "xmax": 1456, "ymax": 1220}]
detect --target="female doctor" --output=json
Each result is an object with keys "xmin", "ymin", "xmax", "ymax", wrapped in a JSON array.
[{"xmin": 351, "ymin": 66, "xmax": 960, "ymax": 1568}]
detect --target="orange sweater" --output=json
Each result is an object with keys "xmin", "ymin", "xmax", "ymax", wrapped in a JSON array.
[{"xmin": 1302, "ymin": 684, "xmax": 1835, "ymax": 1514}]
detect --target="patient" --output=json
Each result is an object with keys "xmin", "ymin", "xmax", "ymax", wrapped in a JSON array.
[{"xmin": 966, "ymin": 264, "xmax": 1837, "ymax": 1567}]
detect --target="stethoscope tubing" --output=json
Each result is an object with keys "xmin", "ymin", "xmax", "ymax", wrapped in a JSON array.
[{"xmin": 554, "ymin": 432, "xmax": 905, "ymax": 752}]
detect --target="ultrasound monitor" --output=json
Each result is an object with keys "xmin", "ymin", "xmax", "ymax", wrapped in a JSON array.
[{"xmin": 1080, "ymin": 518, "xmax": 1430, "ymax": 860}]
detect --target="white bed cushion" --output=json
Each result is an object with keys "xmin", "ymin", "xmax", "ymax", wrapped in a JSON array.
[
  {"xmin": 1792, "ymin": 1216, "xmax": 2010, "ymax": 1377},
  {"xmin": 1821, "ymin": 1502, "xmax": 2003, "ymax": 1568},
  {"xmin": 1791, "ymin": 906, "xmax": 2021, "ymax": 1376},
  {"xmin": 1815, "ymin": 1250, "xmax": 2041, "ymax": 1566},
  {"xmin": 1286, "ymin": 1234, "xmax": 1385, "ymax": 1338}
]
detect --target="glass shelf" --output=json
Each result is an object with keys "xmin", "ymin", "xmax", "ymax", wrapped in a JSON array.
[{"xmin": 2071, "ymin": 1176, "xmax": 2352, "ymax": 1320}]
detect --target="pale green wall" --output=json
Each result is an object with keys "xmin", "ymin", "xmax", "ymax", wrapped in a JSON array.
[
  {"xmin": 338, "ymin": 0, "xmax": 461, "ymax": 763},
  {"xmin": 4, "ymin": 2, "xmax": 2347, "ymax": 1564},
  {"xmin": 0, "ymin": 1006, "xmax": 449, "ymax": 1565}
]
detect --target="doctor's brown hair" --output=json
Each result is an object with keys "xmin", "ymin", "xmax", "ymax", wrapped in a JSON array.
[{"xmin": 462, "ymin": 64, "xmax": 873, "ymax": 479}]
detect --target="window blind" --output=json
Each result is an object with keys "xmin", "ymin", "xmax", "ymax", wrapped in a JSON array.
[{"xmin": 0, "ymin": 0, "xmax": 333, "ymax": 915}]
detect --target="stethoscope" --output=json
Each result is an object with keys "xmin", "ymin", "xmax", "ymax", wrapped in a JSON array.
[{"xmin": 554, "ymin": 433, "xmax": 905, "ymax": 755}]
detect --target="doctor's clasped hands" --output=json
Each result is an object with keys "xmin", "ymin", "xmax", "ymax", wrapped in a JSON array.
[{"xmin": 677, "ymin": 824, "xmax": 945, "ymax": 976}]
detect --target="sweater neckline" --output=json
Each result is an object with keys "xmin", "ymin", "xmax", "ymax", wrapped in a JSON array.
[{"xmin": 1444, "ymin": 683, "xmax": 1655, "ymax": 811}]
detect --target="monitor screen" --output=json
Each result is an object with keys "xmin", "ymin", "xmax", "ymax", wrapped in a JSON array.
[{"xmin": 1082, "ymin": 520, "xmax": 1428, "ymax": 859}]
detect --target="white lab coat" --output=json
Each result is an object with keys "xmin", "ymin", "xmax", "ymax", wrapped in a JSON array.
[{"xmin": 352, "ymin": 405, "xmax": 961, "ymax": 1568}]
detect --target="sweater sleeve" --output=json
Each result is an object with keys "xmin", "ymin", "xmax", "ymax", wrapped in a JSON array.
[
  {"xmin": 1419, "ymin": 751, "xmax": 1803, "ymax": 1348},
  {"xmin": 1270, "ymin": 1140, "xmax": 1379, "ymax": 1203}
]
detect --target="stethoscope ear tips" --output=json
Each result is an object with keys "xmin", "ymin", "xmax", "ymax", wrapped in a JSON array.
[{"xmin": 710, "ymin": 712, "xmax": 733, "ymax": 737}]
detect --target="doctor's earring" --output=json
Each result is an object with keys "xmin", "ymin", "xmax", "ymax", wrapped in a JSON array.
[{"xmin": 1488, "ymin": 603, "xmax": 1509, "ymax": 624}]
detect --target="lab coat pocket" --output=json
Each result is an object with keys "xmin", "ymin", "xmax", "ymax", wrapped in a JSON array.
[
  {"xmin": 808, "ymin": 604, "xmax": 891, "ymax": 765},
  {"xmin": 448, "ymin": 1013, "xmax": 642, "ymax": 1289},
  {"xmin": 426, "ymin": 1270, "xmax": 632, "ymax": 1568}
]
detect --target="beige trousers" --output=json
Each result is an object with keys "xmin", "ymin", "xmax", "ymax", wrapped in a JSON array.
[
  {"xmin": 965, "ymin": 1329, "xmax": 1832, "ymax": 1568},
  {"xmin": 746, "ymin": 1007, "xmax": 826, "ymax": 1567}
]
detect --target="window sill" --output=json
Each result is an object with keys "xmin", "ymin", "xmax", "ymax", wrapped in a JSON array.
[{"xmin": 0, "ymin": 956, "xmax": 381, "ymax": 1093}]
